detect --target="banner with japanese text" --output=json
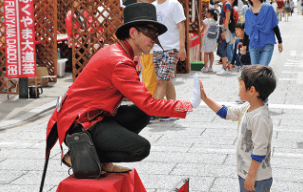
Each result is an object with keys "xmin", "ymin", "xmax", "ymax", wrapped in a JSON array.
[{"xmin": 4, "ymin": 0, "xmax": 36, "ymax": 78}]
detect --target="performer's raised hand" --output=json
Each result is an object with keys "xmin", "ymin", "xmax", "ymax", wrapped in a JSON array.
[{"xmin": 191, "ymin": 73, "xmax": 201, "ymax": 108}]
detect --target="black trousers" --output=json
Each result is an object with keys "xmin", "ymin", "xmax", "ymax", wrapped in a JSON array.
[{"xmin": 66, "ymin": 105, "xmax": 151, "ymax": 163}]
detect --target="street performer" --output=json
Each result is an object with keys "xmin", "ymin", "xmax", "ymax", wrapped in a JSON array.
[{"xmin": 45, "ymin": 2, "xmax": 201, "ymax": 175}]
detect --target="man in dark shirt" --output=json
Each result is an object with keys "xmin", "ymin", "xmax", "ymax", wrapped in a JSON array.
[{"xmin": 217, "ymin": 0, "xmax": 232, "ymax": 75}]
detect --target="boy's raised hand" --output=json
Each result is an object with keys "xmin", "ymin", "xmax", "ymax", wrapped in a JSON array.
[{"xmin": 199, "ymin": 80, "xmax": 223, "ymax": 114}]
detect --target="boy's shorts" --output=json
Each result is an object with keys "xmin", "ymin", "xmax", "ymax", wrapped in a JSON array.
[
  {"xmin": 153, "ymin": 49, "xmax": 178, "ymax": 81},
  {"xmin": 218, "ymin": 32, "xmax": 228, "ymax": 58},
  {"xmin": 238, "ymin": 176, "xmax": 273, "ymax": 192}
]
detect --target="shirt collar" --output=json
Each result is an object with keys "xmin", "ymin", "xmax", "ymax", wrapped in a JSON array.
[{"xmin": 118, "ymin": 40, "xmax": 135, "ymax": 60}]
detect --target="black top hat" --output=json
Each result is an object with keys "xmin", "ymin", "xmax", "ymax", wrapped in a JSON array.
[{"xmin": 115, "ymin": 2, "xmax": 167, "ymax": 40}]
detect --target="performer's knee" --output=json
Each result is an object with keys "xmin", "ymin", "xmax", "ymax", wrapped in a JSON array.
[{"xmin": 132, "ymin": 140, "xmax": 151, "ymax": 161}]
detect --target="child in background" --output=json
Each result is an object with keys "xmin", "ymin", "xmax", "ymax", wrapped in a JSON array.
[
  {"xmin": 200, "ymin": 65, "xmax": 276, "ymax": 192},
  {"xmin": 231, "ymin": 21, "xmax": 251, "ymax": 104},
  {"xmin": 231, "ymin": 21, "xmax": 251, "ymax": 72},
  {"xmin": 200, "ymin": 8, "xmax": 219, "ymax": 73}
]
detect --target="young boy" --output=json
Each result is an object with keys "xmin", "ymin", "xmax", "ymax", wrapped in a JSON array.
[
  {"xmin": 231, "ymin": 21, "xmax": 251, "ymax": 72},
  {"xmin": 200, "ymin": 65, "xmax": 276, "ymax": 191},
  {"xmin": 231, "ymin": 21, "xmax": 251, "ymax": 104}
]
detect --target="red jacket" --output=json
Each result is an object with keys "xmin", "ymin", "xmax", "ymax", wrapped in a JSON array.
[{"xmin": 45, "ymin": 41, "xmax": 192, "ymax": 156}]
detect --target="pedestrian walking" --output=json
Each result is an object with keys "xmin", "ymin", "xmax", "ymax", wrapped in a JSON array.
[
  {"xmin": 216, "ymin": 0, "xmax": 233, "ymax": 75},
  {"xmin": 290, "ymin": 0, "xmax": 295, "ymax": 16},
  {"xmin": 45, "ymin": 2, "xmax": 199, "ymax": 179},
  {"xmin": 200, "ymin": 8, "xmax": 219, "ymax": 73},
  {"xmin": 276, "ymin": 0, "xmax": 284, "ymax": 20},
  {"xmin": 284, "ymin": 0, "xmax": 291, "ymax": 21},
  {"xmin": 241, "ymin": 0, "xmax": 283, "ymax": 66},
  {"xmin": 297, "ymin": 0, "xmax": 302, "ymax": 13},
  {"xmin": 199, "ymin": 64, "xmax": 277, "ymax": 192},
  {"xmin": 225, "ymin": 0, "xmax": 239, "ymax": 71},
  {"xmin": 152, "ymin": 0, "xmax": 187, "ymax": 120}
]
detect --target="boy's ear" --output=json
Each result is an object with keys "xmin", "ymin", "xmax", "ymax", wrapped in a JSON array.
[
  {"xmin": 250, "ymin": 86, "xmax": 260, "ymax": 97},
  {"xmin": 250, "ymin": 86, "xmax": 256, "ymax": 93}
]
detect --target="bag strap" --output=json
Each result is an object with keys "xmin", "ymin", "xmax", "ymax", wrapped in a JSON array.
[
  {"xmin": 223, "ymin": 1, "xmax": 234, "ymax": 21},
  {"xmin": 223, "ymin": 1, "xmax": 226, "ymax": 12}
]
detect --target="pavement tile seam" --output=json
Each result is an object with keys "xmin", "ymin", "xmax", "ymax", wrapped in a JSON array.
[{"xmin": 186, "ymin": 143, "xmax": 195, "ymax": 153}]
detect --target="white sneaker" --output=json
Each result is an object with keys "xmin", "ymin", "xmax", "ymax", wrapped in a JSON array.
[
  {"xmin": 201, "ymin": 67, "xmax": 208, "ymax": 73},
  {"xmin": 208, "ymin": 67, "xmax": 213, "ymax": 72},
  {"xmin": 216, "ymin": 68, "xmax": 228, "ymax": 75}
]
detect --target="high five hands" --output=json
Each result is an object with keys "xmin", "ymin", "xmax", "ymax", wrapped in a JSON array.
[{"xmin": 190, "ymin": 74, "xmax": 210, "ymax": 108}]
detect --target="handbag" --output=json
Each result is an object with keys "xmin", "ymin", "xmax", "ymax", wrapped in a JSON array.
[{"xmin": 65, "ymin": 131, "xmax": 103, "ymax": 179}]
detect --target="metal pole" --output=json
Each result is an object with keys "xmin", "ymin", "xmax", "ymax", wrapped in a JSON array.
[{"xmin": 19, "ymin": 78, "xmax": 28, "ymax": 99}]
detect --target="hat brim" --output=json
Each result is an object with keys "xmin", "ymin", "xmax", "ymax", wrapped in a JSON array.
[{"xmin": 115, "ymin": 20, "xmax": 167, "ymax": 40}]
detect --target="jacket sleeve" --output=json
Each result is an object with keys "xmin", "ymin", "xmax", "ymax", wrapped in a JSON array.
[{"xmin": 111, "ymin": 61, "xmax": 192, "ymax": 118}]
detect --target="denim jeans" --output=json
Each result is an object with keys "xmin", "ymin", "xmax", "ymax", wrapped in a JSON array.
[
  {"xmin": 227, "ymin": 43, "xmax": 234, "ymax": 62},
  {"xmin": 239, "ymin": 176, "xmax": 273, "ymax": 192},
  {"xmin": 249, "ymin": 44, "xmax": 274, "ymax": 66},
  {"xmin": 227, "ymin": 33, "xmax": 236, "ymax": 62}
]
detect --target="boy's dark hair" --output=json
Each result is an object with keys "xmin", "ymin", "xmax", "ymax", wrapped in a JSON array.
[
  {"xmin": 240, "ymin": 65, "xmax": 276, "ymax": 101},
  {"xmin": 208, "ymin": 8, "xmax": 218, "ymax": 21},
  {"xmin": 235, "ymin": 21, "xmax": 245, "ymax": 29}
]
